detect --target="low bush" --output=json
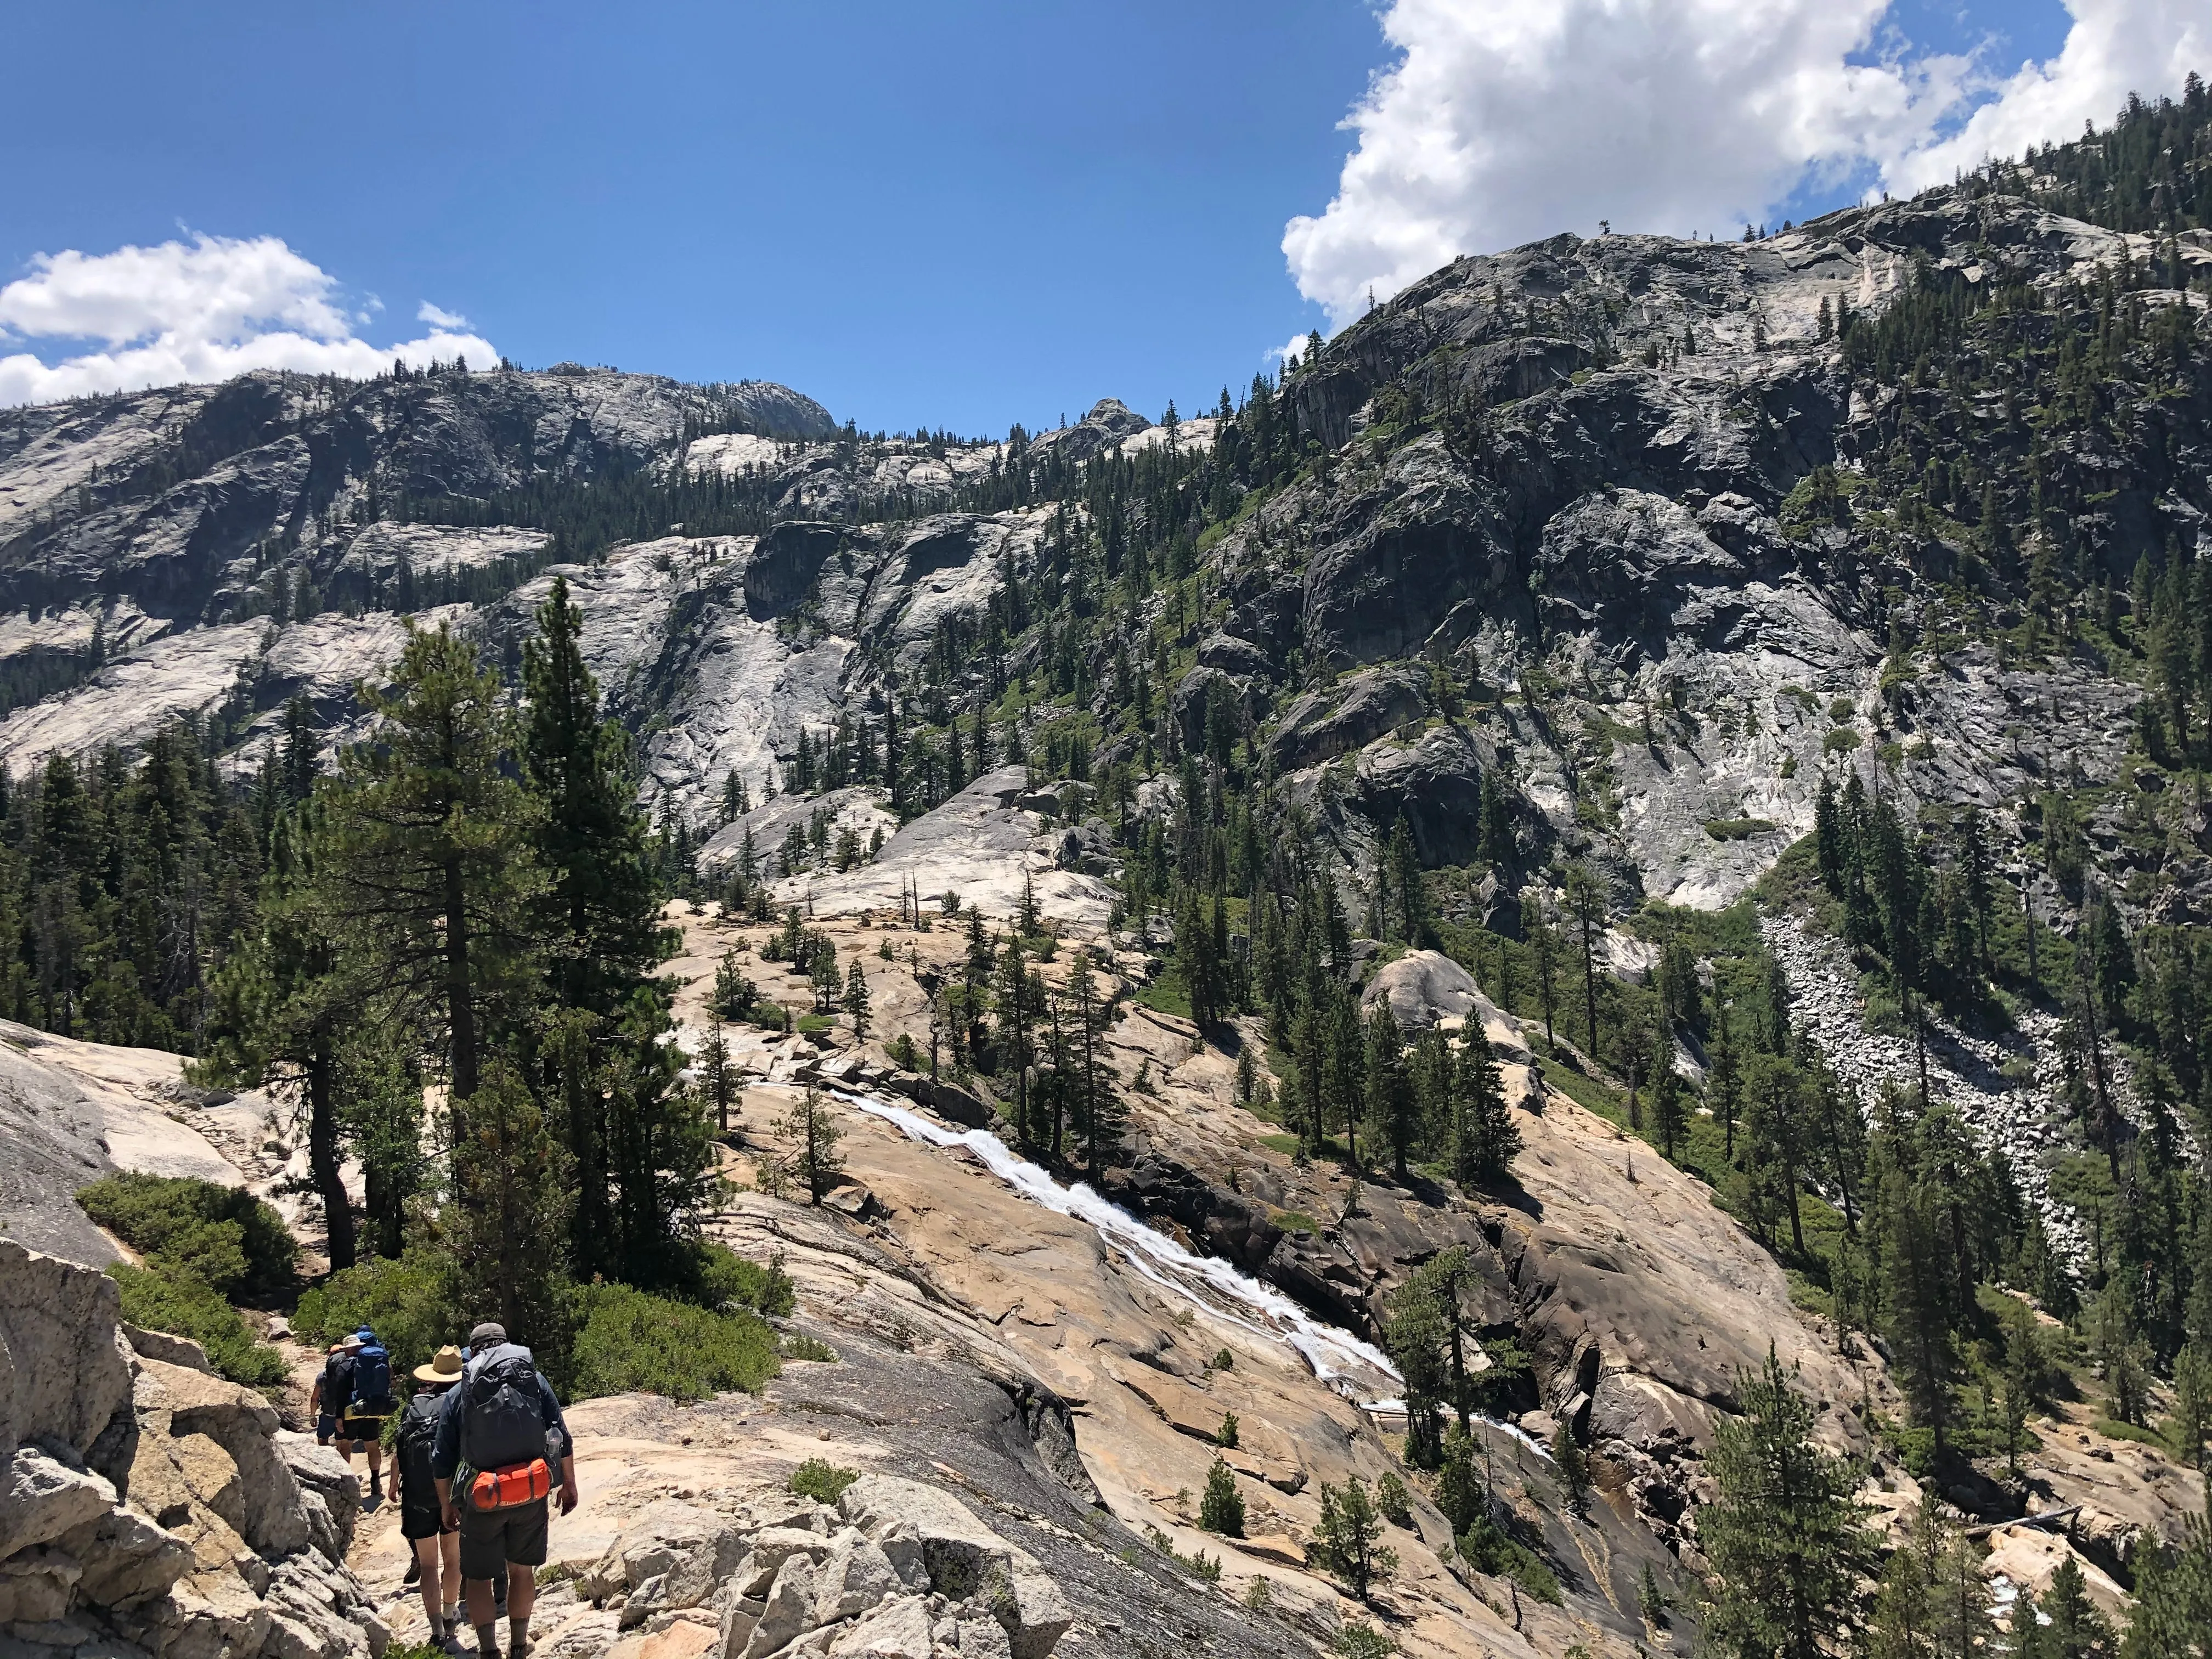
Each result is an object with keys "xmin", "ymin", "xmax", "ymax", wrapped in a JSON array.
[
  {"xmin": 109, "ymin": 1261, "xmax": 287, "ymax": 1386},
  {"xmin": 78, "ymin": 1173, "xmax": 297, "ymax": 1295},
  {"xmin": 690, "ymin": 1241, "xmax": 797, "ymax": 1318},
  {"xmin": 293, "ymin": 1250, "xmax": 461, "ymax": 1375},
  {"xmin": 788, "ymin": 1458, "xmax": 859, "ymax": 1504},
  {"xmin": 569, "ymin": 1283, "xmax": 780, "ymax": 1403}
]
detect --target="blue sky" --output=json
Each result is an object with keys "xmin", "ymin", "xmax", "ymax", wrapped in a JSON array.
[{"xmin": 0, "ymin": 1, "xmax": 2171, "ymax": 436}]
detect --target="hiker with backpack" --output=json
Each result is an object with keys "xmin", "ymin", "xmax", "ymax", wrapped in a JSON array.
[
  {"xmin": 433, "ymin": 1322, "xmax": 578, "ymax": 1659},
  {"xmin": 340, "ymin": 1326, "xmax": 398, "ymax": 1504},
  {"xmin": 309, "ymin": 1337, "xmax": 357, "ymax": 1449},
  {"xmin": 394, "ymin": 1345, "xmax": 466, "ymax": 1652}
]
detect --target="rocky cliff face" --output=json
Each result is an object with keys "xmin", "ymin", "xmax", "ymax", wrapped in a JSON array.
[{"xmin": 0, "ymin": 1240, "xmax": 384, "ymax": 1659}]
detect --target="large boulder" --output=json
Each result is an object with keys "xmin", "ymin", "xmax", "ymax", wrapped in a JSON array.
[
  {"xmin": 0, "ymin": 1242, "xmax": 385, "ymax": 1659},
  {"xmin": 0, "ymin": 1239, "xmax": 136, "ymax": 1465},
  {"xmin": 1361, "ymin": 950, "xmax": 1478, "ymax": 1030},
  {"xmin": 835, "ymin": 1477, "xmax": 1070, "ymax": 1659}
]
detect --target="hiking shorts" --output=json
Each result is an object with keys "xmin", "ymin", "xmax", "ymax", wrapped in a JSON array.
[
  {"xmin": 343, "ymin": 1398, "xmax": 394, "ymax": 1441},
  {"xmin": 459, "ymin": 1498, "xmax": 548, "ymax": 1579},
  {"xmin": 316, "ymin": 1413, "xmax": 338, "ymax": 1442},
  {"xmin": 400, "ymin": 1502, "xmax": 454, "ymax": 1543}
]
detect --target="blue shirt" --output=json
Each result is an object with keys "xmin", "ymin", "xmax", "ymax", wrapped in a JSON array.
[{"xmin": 430, "ymin": 1360, "xmax": 570, "ymax": 1480}]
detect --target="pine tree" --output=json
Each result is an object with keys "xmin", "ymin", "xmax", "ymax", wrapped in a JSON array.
[
  {"xmin": 1454, "ymin": 1033, "xmax": 1518, "ymax": 1184},
  {"xmin": 321, "ymin": 622, "xmax": 543, "ymax": 1111},
  {"xmin": 1199, "ymin": 1457, "xmax": 1245, "ymax": 1537},
  {"xmin": 704, "ymin": 1012, "xmax": 737, "ymax": 1132},
  {"xmin": 1565, "ymin": 862, "xmax": 1604, "ymax": 1057},
  {"xmin": 843, "ymin": 960, "xmax": 870, "ymax": 1040},
  {"xmin": 1311, "ymin": 1479, "xmax": 1397, "ymax": 1600},
  {"xmin": 1699, "ymin": 1346, "xmax": 1876, "ymax": 1659},
  {"xmin": 448, "ymin": 1059, "xmax": 573, "ymax": 1358},
  {"xmin": 776, "ymin": 1087, "xmax": 845, "ymax": 1204},
  {"xmin": 1363, "ymin": 1003, "xmax": 1414, "ymax": 1178},
  {"xmin": 1649, "ymin": 1042, "xmax": 1686, "ymax": 1161},
  {"xmin": 2044, "ymin": 1554, "xmax": 2119, "ymax": 1657},
  {"xmin": 195, "ymin": 802, "xmax": 357, "ymax": 1267},
  {"xmin": 522, "ymin": 576, "xmax": 665, "ymax": 1020},
  {"xmin": 1551, "ymin": 1420, "xmax": 1589, "ymax": 1516}
]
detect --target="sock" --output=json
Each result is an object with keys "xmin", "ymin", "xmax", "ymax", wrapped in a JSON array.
[
  {"xmin": 476, "ymin": 1624, "xmax": 499, "ymax": 1658},
  {"xmin": 509, "ymin": 1615, "xmax": 530, "ymax": 1656},
  {"xmin": 444, "ymin": 1605, "xmax": 461, "ymax": 1627}
]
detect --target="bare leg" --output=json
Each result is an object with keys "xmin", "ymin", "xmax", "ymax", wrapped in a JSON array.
[
  {"xmin": 441, "ymin": 1529, "xmax": 462, "ymax": 1624},
  {"xmin": 414, "ymin": 1536, "xmax": 444, "ymax": 1633},
  {"xmin": 506, "ymin": 1561, "xmax": 536, "ymax": 1657}
]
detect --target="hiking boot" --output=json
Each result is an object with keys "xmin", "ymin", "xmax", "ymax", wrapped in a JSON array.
[
  {"xmin": 404, "ymin": 1554, "xmax": 421, "ymax": 1586},
  {"xmin": 368, "ymin": 1474, "xmax": 382, "ymax": 1504}
]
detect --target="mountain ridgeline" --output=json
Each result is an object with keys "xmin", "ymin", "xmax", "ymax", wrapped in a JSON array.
[{"xmin": 0, "ymin": 78, "xmax": 2209, "ymax": 1659}]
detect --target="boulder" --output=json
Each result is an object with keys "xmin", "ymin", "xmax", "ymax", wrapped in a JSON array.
[
  {"xmin": 809, "ymin": 1531, "xmax": 902, "ymax": 1624},
  {"xmin": 123, "ymin": 1327, "xmax": 215, "ymax": 1376},
  {"xmin": 738, "ymin": 1552, "xmax": 820, "ymax": 1659},
  {"xmin": 833, "ymin": 1479, "xmax": 1068, "ymax": 1659},
  {"xmin": 825, "ymin": 1595, "xmax": 933, "ymax": 1658},
  {"xmin": 0, "ymin": 1447, "xmax": 117, "ymax": 1556},
  {"xmin": 0, "ymin": 1240, "xmax": 136, "ymax": 1464},
  {"xmin": 1360, "ymin": 950, "xmax": 1477, "ymax": 1030}
]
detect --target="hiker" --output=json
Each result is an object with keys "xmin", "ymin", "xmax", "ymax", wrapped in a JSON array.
[
  {"xmin": 338, "ymin": 1326, "xmax": 398, "ymax": 1504},
  {"xmin": 309, "ymin": 1338, "xmax": 356, "ymax": 1449},
  {"xmin": 433, "ymin": 1322, "xmax": 579, "ymax": 1659},
  {"xmin": 394, "ymin": 1346, "xmax": 466, "ymax": 1651}
]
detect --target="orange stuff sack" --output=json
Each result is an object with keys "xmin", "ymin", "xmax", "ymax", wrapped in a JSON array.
[{"xmin": 468, "ymin": 1459, "xmax": 550, "ymax": 1511}]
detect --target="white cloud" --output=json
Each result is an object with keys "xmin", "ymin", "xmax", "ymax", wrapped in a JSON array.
[
  {"xmin": 416, "ymin": 300, "xmax": 470, "ymax": 329},
  {"xmin": 1285, "ymin": 0, "xmax": 2204, "ymax": 331},
  {"xmin": 1884, "ymin": 0, "xmax": 2210, "ymax": 193},
  {"xmin": 0, "ymin": 233, "xmax": 499, "ymax": 407}
]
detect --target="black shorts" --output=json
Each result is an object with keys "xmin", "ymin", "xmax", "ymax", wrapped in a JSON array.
[
  {"xmin": 401, "ymin": 1503, "xmax": 454, "ymax": 1543},
  {"xmin": 459, "ymin": 1498, "xmax": 548, "ymax": 1579},
  {"xmin": 343, "ymin": 1406, "xmax": 392, "ymax": 1441}
]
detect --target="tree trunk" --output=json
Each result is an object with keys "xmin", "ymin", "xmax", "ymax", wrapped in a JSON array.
[
  {"xmin": 307, "ymin": 1044, "xmax": 356, "ymax": 1269},
  {"xmin": 444, "ymin": 856, "xmax": 478, "ymax": 1103}
]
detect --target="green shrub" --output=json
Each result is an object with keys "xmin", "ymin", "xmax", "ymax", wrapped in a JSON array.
[
  {"xmin": 1453, "ymin": 1513, "xmax": 1561, "ymax": 1604},
  {"xmin": 569, "ymin": 1284, "xmax": 779, "ymax": 1403},
  {"xmin": 1701, "ymin": 817, "xmax": 1777, "ymax": 842},
  {"xmin": 781, "ymin": 1333, "xmax": 838, "ymax": 1363},
  {"xmin": 1333, "ymin": 1623, "xmax": 1399, "ymax": 1659},
  {"xmin": 1824, "ymin": 727, "xmax": 1863, "ymax": 753},
  {"xmin": 293, "ymin": 1250, "xmax": 461, "ymax": 1376},
  {"xmin": 109, "ymin": 1261, "xmax": 287, "ymax": 1386},
  {"xmin": 691, "ymin": 1242, "xmax": 797, "ymax": 1318},
  {"xmin": 788, "ymin": 1458, "xmax": 859, "ymax": 1504},
  {"xmin": 78, "ymin": 1173, "xmax": 297, "ymax": 1294}
]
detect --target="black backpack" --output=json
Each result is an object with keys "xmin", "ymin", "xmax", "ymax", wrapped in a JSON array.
[
  {"xmin": 321, "ymin": 1353, "xmax": 354, "ymax": 1412},
  {"xmin": 396, "ymin": 1392, "xmax": 444, "ymax": 1494},
  {"xmin": 460, "ymin": 1344, "xmax": 548, "ymax": 1472}
]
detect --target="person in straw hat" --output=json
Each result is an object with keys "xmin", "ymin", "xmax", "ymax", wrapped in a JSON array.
[{"xmin": 393, "ymin": 1346, "xmax": 466, "ymax": 1651}]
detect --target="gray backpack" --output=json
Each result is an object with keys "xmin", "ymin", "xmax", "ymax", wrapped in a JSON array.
[{"xmin": 460, "ymin": 1344, "xmax": 549, "ymax": 1472}]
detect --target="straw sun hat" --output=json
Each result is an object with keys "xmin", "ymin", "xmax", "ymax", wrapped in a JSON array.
[{"xmin": 413, "ymin": 1345, "xmax": 464, "ymax": 1385}]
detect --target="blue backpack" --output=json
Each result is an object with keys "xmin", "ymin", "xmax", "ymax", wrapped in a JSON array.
[{"xmin": 351, "ymin": 1341, "xmax": 393, "ymax": 1408}]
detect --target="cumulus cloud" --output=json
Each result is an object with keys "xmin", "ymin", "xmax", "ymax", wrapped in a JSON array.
[
  {"xmin": 1285, "ymin": 0, "xmax": 2204, "ymax": 330},
  {"xmin": 1884, "ymin": 0, "xmax": 2210, "ymax": 193},
  {"xmin": 0, "ymin": 233, "xmax": 498, "ymax": 407},
  {"xmin": 416, "ymin": 300, "xmax": 470, "ymax": 329}
]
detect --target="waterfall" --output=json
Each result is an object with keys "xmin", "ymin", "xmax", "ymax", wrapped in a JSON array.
[{"xmin": 764, "ymin": 1081, "xmax": 1551, "ymax": 1460}]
